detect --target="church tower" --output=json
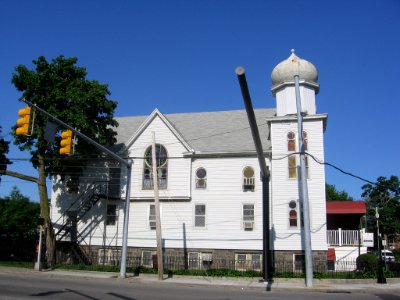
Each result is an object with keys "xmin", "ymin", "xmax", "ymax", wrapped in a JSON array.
[{"xmin": 267, "ymin": 50, "xmax": 328, "ymax": 264}]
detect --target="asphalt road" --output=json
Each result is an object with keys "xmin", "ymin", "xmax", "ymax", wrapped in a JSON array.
[{"xmin": 1, "ymin": 272, "xmax": 399, "ymax": 300}]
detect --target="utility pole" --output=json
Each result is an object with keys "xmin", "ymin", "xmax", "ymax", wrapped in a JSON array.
[
  {"xmin": 152, "ymin": 132, "xmax": 164, "ymax": 280},
  {"xmin": 294, "ymin": 75, "xmax": 313, "ymax": 288},
  {"xmin": 21, "ymin": 99, "xmax": 133, "ymax": 278}
]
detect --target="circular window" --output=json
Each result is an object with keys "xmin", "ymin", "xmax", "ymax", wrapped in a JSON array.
[
  {"xmin": 287, "ymin": 132, "xmax": 295, "ymax": 140},
  {"xmin": 289, "ymin": 200, "xmax": 297, "ymax": 209},
  {"xmin": 145, "ymin": 144, "xmax": 167, "ymax": 167},
  {"xmin": 196, "ymin": 168, "xmax": 207, "ymax": 179},
  {"xmin": 243, "ymin": 166, "xmax": 254, "ymax": 178}
]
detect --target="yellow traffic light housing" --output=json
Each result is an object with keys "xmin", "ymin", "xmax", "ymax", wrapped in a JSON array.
[
  {"xmin": 59, "ymin": 129, "xmax": 74, "ymax": 155},
  {"xmin": 16, "ymin": 106, "xmax": 32, "ymax": 135}
]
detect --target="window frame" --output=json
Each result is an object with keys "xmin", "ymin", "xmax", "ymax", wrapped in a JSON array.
[
  {"xmin": 242, "ymin": 166, "xmax": 255, "ymax": 192},
  {"xmin": 142, "ymin": 144, "xmax": 168, "ymax": 190},
  {"xmin": 98, "ymin": 249, "xmax": 120, "ymax": 266},
  {"xmin": 288, "ymin": 200, "xmax": 305, "ymax": 229},
  {"xmin": 188, "ymin": 252, "xmax": 213, "ymax": 269},
  {"xmin": 194, "ymin": 204, "xmax": 206, "ymax": 228},
  {"xmin": 287, "ymin": 131, "xmax": 309, "ymax": 179},
  {"xmin": 106, "ymin": 204, "xmax": 117, "ymax": 226},
  {"xmin": 195, "ymin": 167, "xmax": 207, "ymax": 189},
  {"xmin": 288, "ymin": 200, "xmax": 298, "ymax": 228},
  {"xmin": 293, "ymin": 254, "xmax": 305, "ymax": 273},
  {"xmin": 141, "ymin": 250, "xmax": 156, "ymax": 268},
  {"xmin": 148, "ymin": 204, "xmax": 157, "ymax": 230},
  {"xmin": 235, "ymin": 253, "xmax": 262, "ymax": 271},
  {"xmin": 242, "ymin": 203, "xmax": 255, "ymax": 231}
]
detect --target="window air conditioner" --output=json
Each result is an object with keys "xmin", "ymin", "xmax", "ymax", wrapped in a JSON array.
[{"xmin": 243, "ymin": 221, "xmax": 254, "ymax": 230}]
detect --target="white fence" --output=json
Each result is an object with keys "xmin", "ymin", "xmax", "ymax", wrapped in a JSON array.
[{"xmin": 327, "ymin": 229, "xmax": 362, "ymax": 246}]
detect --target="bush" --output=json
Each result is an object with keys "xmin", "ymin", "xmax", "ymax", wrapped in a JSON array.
[{"xmin": 356, "ymin": 253, "xmax": 378, "ymax": 272}]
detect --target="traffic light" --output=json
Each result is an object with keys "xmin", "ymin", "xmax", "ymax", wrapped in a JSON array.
[
  {"xmin": 15, "ymin": 106, "xmax": 32, "ymax": 135},
  {"xmin": 59, "ymin": 129, "xmax": 73, "ymax": 155}
]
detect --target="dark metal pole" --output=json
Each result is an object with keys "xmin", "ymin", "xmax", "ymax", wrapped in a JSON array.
[{"xmin": 235, "ymin": 67, "xmax": 272, "ymax": 282}]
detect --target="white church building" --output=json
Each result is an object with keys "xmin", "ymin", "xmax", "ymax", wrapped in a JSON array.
[{"xmin": 51, "ymin": 51, "xmax": 329, "ymax": 271}]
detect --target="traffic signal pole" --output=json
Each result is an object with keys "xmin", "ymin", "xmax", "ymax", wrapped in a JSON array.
[{"xmin": 21, "ymin": 99, "xmax": 133, "ymax": 278}]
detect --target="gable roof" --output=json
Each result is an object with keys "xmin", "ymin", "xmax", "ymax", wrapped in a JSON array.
[
  {"xmin": 114, "ymin": 108, "xmax": 276, "ymax": 155},
  {"xmin": 124, "ymin": 109, "xmax": 193, "ymax": 152}
]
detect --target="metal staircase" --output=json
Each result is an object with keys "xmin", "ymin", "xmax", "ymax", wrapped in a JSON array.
[{"xmin": 54, "ymin": 181, "xmax": 109, "ymax": 264}]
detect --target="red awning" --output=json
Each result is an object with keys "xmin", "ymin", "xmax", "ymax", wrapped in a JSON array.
[
  {"xmin": 327, "ymin": 248, "xmax": 336, "ymax": 261},
  {"xmin": 326, "ymin": 201, "xmax": 366, "ymax": 214}
]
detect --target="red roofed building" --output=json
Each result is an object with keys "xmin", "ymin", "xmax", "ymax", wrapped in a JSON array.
[
  {"xmin": 327, "ymin": 201, "xmax": 366, "ymax": 230},
  {"xmin": 326, "ymin": 201, "xmax": 370, "ymax": 270}
]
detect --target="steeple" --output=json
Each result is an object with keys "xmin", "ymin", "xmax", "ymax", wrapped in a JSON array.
[{"xmin": 271, "ymin": 50, "xmax": 319, "ymax": 116}]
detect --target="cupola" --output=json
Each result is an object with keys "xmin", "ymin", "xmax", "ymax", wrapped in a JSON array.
[{"xmin": 271, "ymin": 50, "xmax": 320, "ymax": 116}]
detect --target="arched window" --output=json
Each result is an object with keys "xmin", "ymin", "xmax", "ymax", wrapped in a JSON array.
[
  {"xmin": 287, "ymin": 131, "xmax": 309, "ymax": 179},
  {"xmin": 287, "ymin": 131, "xmax": 296, "ymax": 151},
  {"xmin": 303, "ymin": 131, "xmax": 308, "ymax": 151},
  {"xmin": 142, "ymin": 144, "xmax": 168, "ymax": 190},
  {"xmin": 195, "ymin": 167, "xmax": 207, "ymax": 189},
  {"xmin": 243, "ymin": 166, "xmax": 255, "ymax": 192},
  {"xmin": 289, "ymin": 200, "xmax": 298, "ymax": 227}
]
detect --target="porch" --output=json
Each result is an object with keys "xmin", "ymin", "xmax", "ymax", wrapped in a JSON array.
[{"xmin": 327, "ymin": 229, "xmax": 363, "ymax": 246}]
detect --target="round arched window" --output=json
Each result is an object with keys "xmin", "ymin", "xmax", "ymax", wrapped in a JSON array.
[
  {"xmin": 143, "ymin": 144, "xmax": 168, "ymax": 190},
  {"xmin": 289, "ymin": 200, "xmax": 298, "ymax": 227},
  {"xmin": 196, "ymin": 167, "xmax": 207, "ymax": 189},
  {"xmin": 243, "ymin": 166, "xmax": 254, "ymax": 178},
  {"xmin": 243, "ymin": 166, "xmax": 255, "ymax": 192},
  {"xmin": 144, "ymin": 144, "xmax": 168, "ymax": 167},
  {"xmin": 196, "ymin": 168, "xmax": 207, "ymax": 179}
]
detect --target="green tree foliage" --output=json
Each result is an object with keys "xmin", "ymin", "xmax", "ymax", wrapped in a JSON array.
[
  {"xmin": 362, "ymin": 176, "xmax": 400, "ymax": 238},
  {"xmin": 0, "ymin": 187, "xmax": 40, "ymax": 260},
  {"xmin": 0, "ymin": 126, "xmax": 11, "ymax": 178},
  {"xmin": 11, "ymin": 55, "xmax": 119, "ymax": 266},
  {"xmin": 325, "ymin": 183, "xmax": 353, "ymax": 201},
  {"xmin": 12, "ymin": 55, "xmax": 118, "ymax": 178}
]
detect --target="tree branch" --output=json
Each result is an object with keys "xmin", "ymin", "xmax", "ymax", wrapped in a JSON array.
[{"xmin": 4, "ymin": 170, "xmax": 38, "ymax": 183}]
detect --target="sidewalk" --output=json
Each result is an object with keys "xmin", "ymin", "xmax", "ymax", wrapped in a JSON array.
[{"xmin": 2, "ymin": 266, "xmax": 400, "ymax": 293}]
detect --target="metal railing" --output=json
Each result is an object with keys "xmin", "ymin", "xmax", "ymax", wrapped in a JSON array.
[{"xmin": 54, "ymin": 181, "xmax": 109, "ymax": 239}]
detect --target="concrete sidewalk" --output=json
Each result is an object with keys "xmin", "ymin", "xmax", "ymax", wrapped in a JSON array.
[{"xmin": 2, "ymin": 267, "xmax": 400, "ymax": 293}]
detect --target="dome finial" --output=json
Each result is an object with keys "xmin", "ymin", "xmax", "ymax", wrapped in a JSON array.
[{"xmin": 291, "ymin": 49, "xmax": 295, "ymax": 54}]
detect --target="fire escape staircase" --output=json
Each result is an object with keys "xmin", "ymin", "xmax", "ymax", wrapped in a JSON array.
[{"xmin": 54, "ymin": 181, "xmax": 109, "ymax": 264}]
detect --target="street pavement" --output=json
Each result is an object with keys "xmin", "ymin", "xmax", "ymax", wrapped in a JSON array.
[{"xmin": 1, "ymin": 266, "xmax": 400, "ymax": 294}]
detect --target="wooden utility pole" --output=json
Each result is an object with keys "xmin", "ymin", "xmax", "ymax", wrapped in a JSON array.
[{"xmin": 152, "ymin": 132, "xmax": 164, "ymax": 280}]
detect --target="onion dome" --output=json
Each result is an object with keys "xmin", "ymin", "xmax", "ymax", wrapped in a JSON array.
[{"xmin": 271, "ymin": 49, "xmax": 319, "ymax": 94}]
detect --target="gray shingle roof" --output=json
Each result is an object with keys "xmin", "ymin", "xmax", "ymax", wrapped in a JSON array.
[{"xmin": 115, "ymin": 108, "xmax": 276, "ymax": 154}]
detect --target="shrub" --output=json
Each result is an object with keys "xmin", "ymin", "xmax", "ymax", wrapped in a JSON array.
[{"xmin": 356, "ymin": 253, "xmax": 378, "ymax": 272}]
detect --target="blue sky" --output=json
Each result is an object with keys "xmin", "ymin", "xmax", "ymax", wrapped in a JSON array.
[{"xmin": 1, "ymin": 0, "xmax": 399, "ymax": 201}]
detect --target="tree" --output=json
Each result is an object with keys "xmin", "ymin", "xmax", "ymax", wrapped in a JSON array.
[
  {"xmin": 325, "ymin": 183, "xmax": 353, "ymax": 201},
  {"xmin": 0, "ymin": 187, "xmax": 40, "ymax": 260},
  {"xmin": 11, "ymin": 55, "xmax": 118, "ymax": 266},
  {"xmin": 0, "ymin": 126, "xmax": 11, "ymax": 179},
  {"xmin": 362, "ymin": 176, "xmax": 400, "ymax": 238}
]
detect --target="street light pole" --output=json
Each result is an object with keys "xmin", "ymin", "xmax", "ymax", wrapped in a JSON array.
[
  {"xmin": 294, "ymin": 75, "xmax": 313, "ymax": 288},
  {"xmin": 375, "ymin": 207, "xmax": 386, "ymax": 284}
]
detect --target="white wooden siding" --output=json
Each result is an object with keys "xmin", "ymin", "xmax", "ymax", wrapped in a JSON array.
[
  {"xmin": 51, "ymin": 111, "xmax": 327, "ymax": 254},
  {"xmin": 126, "ymin": 115, "xmax": 191, "ymax": 199},
  {"xmin": 270, "ymin": 118, "xmax": 327, "ymax": 251}
]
